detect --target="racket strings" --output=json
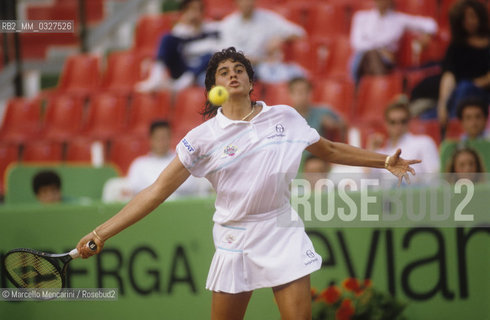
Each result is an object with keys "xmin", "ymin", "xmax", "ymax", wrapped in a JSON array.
[{"xmin": 5, "ymin": 252, "xmax": 62, "ymax": 288}]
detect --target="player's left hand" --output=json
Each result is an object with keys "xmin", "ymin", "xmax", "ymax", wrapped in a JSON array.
[{"xmin": 386, "ymin": 148, "xmax": 421, "ymax": 186}]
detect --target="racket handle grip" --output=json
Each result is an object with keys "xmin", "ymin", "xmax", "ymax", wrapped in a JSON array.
[
  {"xmin": 87, "ymin": 240, "xmax": 97, "ymax": 251},
  {"xmin": 70, "ymin": 241, "xmax": 98, "ymax": 259}
]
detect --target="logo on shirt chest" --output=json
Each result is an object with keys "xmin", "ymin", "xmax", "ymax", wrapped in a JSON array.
[
  {"xmin": 267, "ymin": 123, "xmax": 286, "ymax": 139},
  {"xmin": 223, "ymin": 145, "xmax": 238, "ymax": 157}
]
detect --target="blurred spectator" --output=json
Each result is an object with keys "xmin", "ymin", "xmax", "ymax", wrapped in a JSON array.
[
  {"xmin": 135, "ymin": 0, "xmax": 220, "ymax": 92},
  {"xmin": 366, "ymin": 100, "xmax": 440, "ymax": 183},
  {"xmin": 446, "ymin": 147, "xmax": 485, "ymax": 183},
  {"xmin": 439, "ymin": 97, "xmax": 490, "ymax": 171},
  {"xmin": 350, "ymin": 0, "xmax": 437, "ymax": 83},
  {"xmin": 457, "ymin": 97, "xmax": 490, "ymax": 141},
  {"xmin": 219, "ymin": 0, "xmax": 305, "ymax": 65},
  {"xmin": 127, "ymin": 120, "xmax": 211, "ymax": 199},
  {"xmin": 436, "ymin": 0, "xmax": 490, "ymax": 127},
  {"xmin": 303, "ymin": 154, "xmax": 331, "ymax": 192},
  {"xmin": 32, "ymin": 170, "xmax": 62, "ymax": 204},
  {"xmin": 255, "ymin": 38, "xmax": 307, "ymax": 84},
  {"xmin": 288, "ymin": 77, "xmax": 347, "ymax": 142}
]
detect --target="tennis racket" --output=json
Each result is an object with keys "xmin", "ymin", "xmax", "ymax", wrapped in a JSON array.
[{"xmin": 3, "ymin": 241, "xmax": 97, "ymax": 289}]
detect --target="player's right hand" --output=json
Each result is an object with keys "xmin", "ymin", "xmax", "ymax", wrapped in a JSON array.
[{"xmin": 76, "ymin": 232, "xmax": 104, "ymax": 259}]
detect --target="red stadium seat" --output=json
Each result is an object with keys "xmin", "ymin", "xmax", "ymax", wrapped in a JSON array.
[
  {"xmin": 132, "ymin": 13, "xmax": 179, "ymax": 58},
  {"xmin": 403, "ymin": 65, "xmax": 441, "ymax": 94},
  {"xmin": 397, "ymin": 30, "xmax": 449, "ymax": 69},
  {"xmin": 262, "ymin": 82, "xmax": 292, "ymax": 106},
  {"xmin": 284, "ymin": 37, "xmax": 317, "ymax": 75},
  {"xmin": 65, "ymin": 138, "xmax": 105, "ymax": 164},
  {"xmin": 446, "ymin": 119, "xmax": 464, "ymax": 140},
  {"xmin": 286, "ymin": 36, "xmax": 352, "ymax": 78},
  {"xmin": 42, "ymin": 95, "xmax": 84, "ymax": 141},
  {"xmin": 409, "ymin": 118, "xmax": 441, "ymax": 145},
  {"xmin": 83, "ymin": 93, "xmax": 128, "ymax": 140},
  {"xmin": 355, "ymin": 73, "xmax": 404, "ymax": 123},
  {"xmin": 31, "ymin": 0, "xmax": 104, "ymax": 24},
  {"xmin": 395, "ymin": 0, "xmax": 437, "ymax": 19},
  {"xmin": 101, "ymin": 50, "xmax": 146, "ymax": 96},
  {"xmin": 171, "ymin": 86, "xmax": 206, "ymax": 148},
  {"xmin": 279, "ymin": 2, "xmax": 319, "ymax": 35},
  {"xmin": 109, "ymin": 136, "xmax": 150, "ymax": 175},
  {"xmin": 127, "ymin": 91, "xmax": 171, "ymax": 136},
  {"xmin": 324, "ymin": 36, "xmax": 352, "ymax": 78},
  {"xmin": 419, "ymin": 29, "xmax": 451, "ymax": 65},
  {"xmin": 314, "ymin": 78, "xmax": 355, "ymax": 121},
  {"xmin": 355, "ymin": 119, "xmax": 387, "ymax": 149},
  {"xmin": 310, "ymin": 3, "xmax": 349, "ymax": 38},
  {"xmin": 22, "ymin": 140, "xmax": 63, "ymax": 162},
  {"xmin": 203, "ymin": 0, "xmax": 235, "ymax": 20},
  {"xmin": 0, "ymin": 97, "xmax": 42, "ymax": 143},
  {"xmin": 20, "ymin": 33, "xmax": 79, "ymax": 60},
  {"xmin": 439, "ymin": 0, "xmax": 459, "ymax": 30},
  {"xmin": 0, "ymin": 143, "xmax": 19, "ymax": 194},
  {"xmin": 57, "ymin": 54, "xmax": 102, "ymax": 98}
]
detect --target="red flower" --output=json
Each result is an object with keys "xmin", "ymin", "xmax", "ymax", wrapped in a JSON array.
[
  {"xmin": 342, "ymin": 278, "xmax": 361, "ymax": 293},
  {"xmin": 336, "ymin": 298, "xmax": 355, "ymax": 320},
  {"xmin": 318, "ymin": 285, "xmax": 341, "ymax": 304},
  {"xmin": 363, "ymin": 279, "xmax": 372, "ymax": 289}
]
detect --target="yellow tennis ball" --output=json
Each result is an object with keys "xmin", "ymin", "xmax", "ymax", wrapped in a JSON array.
[{"xmin": 208, "ymin": 85, "xmax": 229, "ymax": 105}]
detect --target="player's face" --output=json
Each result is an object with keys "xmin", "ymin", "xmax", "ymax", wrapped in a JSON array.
[
  {"xmin": 215, "ymin": 59, "xmax": 251, "ymax": 96},
  {"xmin": 461, "ymin": 106, "xmax": 486, "ymax": 139}
]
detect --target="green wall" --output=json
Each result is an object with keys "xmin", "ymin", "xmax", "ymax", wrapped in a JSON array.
[{"xmin": 0, "ymin": 197, "xmax": 489, "ymax": 319}]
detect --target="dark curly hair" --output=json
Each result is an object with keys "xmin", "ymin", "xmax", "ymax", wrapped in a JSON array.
[
  {"xmin": 449, "ymin": 0, "xmax": 490, "ymax": 44},
  {"xmin": 201, "ymin": 47, "xmax": 255, "ymax": 119}
]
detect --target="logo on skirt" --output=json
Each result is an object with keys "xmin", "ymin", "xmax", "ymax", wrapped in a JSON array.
[{"xmin": 225, "ymin": 233, "xmax": 236, "ymax": 243}]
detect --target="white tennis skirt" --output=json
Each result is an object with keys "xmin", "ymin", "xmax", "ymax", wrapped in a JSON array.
[{"xmin": 205, "ymin": 206, "xmax": 322, "ymax": 293}]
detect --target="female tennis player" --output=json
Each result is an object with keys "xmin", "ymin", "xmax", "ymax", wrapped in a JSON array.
[{"xmin": 76, "ymin": 47, "xmax": 420, "ymax": 320}]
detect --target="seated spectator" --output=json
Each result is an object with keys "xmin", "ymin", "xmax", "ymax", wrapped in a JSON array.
[
  {"xmin": 436, "ymin": 0, "xmax": 490, "ymax": 128},
  {"xmin": 439, "ymin": 97, "xmax": 490, "ymax": 171},
  {"xmin": 302, "ymin": 154, "xmax": 331, "ymax": 193},
  {"xmin": 255, "ymin": 38, "xmax": 307, "ymax": 84},
  {"xmin": 366, "ymin": 100, "xmax": 440, "ymax": 185},
  {"xmin": 127, "ymin": 120, "xmax": 211, "ymax": 199},
  {"xmin": 32, "ymin": 170, "xmax": 62, "ymax": 204},
  {"xmin": 446, "ymin": 147, "xmax": 485, "ymax": 183},
  {"xmin": 457, "ymin": 97, "xmax": 490, "ymax": 141},
  {"xmin": 136, "ymin": 0, "xmax": 220, "ymax": 92},
  {"xmin": 288, "ymin": 77, "xmax": 346, "ymax": 142},
  {"xmin": 350, "ymin": 0, "xmax": 437, "ymax": 84},
  {"xmin": 219, "ymin": 0, "xmax": 305, "ymax": 65}
]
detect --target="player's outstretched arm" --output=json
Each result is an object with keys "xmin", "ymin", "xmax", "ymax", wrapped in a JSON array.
[
  {"xmin": 76, "ymin": 156, "xmax": 190, "ymax": 258},
  {"xmin": 306, "ymin": 138, "xmax": 421, "ymax": 184}
]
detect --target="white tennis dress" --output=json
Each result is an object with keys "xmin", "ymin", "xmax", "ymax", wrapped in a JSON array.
[{"xmin": 176, "ymin": 101, "xmax": 322, "ymax": 293}]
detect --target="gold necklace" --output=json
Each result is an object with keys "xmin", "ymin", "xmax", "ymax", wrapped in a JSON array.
[{"xmin": 241, "ymin": 104, "xmax": 255, "ymax": 121}]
